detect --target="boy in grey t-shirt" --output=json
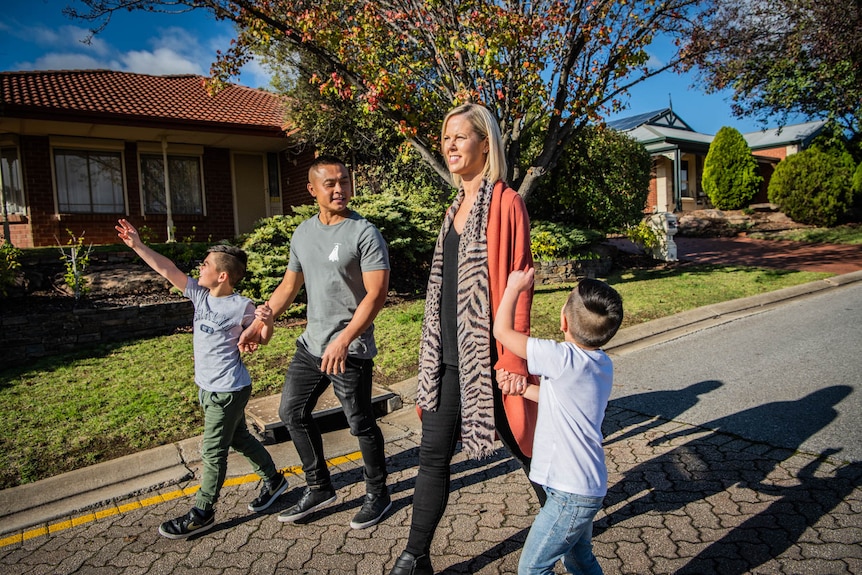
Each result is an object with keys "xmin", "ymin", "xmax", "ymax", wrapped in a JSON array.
[
  {"xmin": 494, "ymin": 267, "xmax": 623, "ymax": 575},
  {"xmin": 116, "ymin": 219, "xmax": 288, "ymax": 539},
  {"xmin": 240, "ymin": 155, "xmax": 392, "ymax": 530}
]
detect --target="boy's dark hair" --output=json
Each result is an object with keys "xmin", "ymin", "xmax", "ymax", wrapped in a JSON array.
[
  {"xmin": 308, "ymin": 154, "xmax": 348, "ymax": 178},
  {"xmin": 206, "ymin": 245, "xmax": 248, "ymax": 287},
  {"xmin": 564, "ymin": 278, "xmax": 624, "ymax": 348}
]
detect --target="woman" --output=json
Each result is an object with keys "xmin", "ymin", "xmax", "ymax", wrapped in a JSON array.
[{"xmin": 390, "ymin": 103, "xmax": 542, "ymax": 575}]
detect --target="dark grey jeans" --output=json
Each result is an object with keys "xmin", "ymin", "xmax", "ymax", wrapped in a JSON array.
[{"xmin": 278, "ymin": 340, "xmax": 387, "ymax": 495}]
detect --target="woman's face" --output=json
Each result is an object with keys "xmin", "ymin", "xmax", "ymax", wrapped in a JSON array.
[{"xmin": 442, "ymin": 114, "xmax": 488, "ymax": 181}]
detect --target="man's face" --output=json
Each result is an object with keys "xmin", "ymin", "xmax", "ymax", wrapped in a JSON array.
[{"xmin": 308, "ymin": 163, "xmax": 352, "ymax": 214}]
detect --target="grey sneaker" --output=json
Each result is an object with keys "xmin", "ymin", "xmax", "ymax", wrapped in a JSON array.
[
  {"xmin": 277, "ymin": 486, "xmax": 337, "ymax": 523},
  {"xmin": 350, "ymin": 491, "xmax": 392, "ymax": 529},
  {"xmin": 248, "ymin": 474, "xmax": 289, "ymax": 512},
  {"xmin": 158, "ymin": 507, "xmax": 215, "ymax": 539}
]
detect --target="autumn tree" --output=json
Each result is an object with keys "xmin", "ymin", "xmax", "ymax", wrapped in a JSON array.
[
  {"xmin": 69, "ymin": 0, "xmax": 714, "ymax": 200},
  {"xmin": 688, "ymin": 0, "xmax": 862, "ymax": 138}
]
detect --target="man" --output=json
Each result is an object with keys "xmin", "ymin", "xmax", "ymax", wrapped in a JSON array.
[{"xmin": 240, "ymin": 155, "xmax": 391, "ymax": 529}]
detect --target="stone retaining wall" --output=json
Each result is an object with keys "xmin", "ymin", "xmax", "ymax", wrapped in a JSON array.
[{"xmin": 1, "ymin": 300, "xmax": 193, "ymax": 369}]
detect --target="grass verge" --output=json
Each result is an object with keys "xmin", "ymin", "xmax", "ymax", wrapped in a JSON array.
[{"xmin": 0, "ymin": 264, "xmax": 832, "ymax": 489}]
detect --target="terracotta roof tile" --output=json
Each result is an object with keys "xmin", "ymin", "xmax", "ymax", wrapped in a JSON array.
[{"xmin": 1, "ymin": 69, "xmax": 289, "ymax": 134}]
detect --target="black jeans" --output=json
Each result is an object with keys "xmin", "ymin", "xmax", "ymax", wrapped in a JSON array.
[
  {"xmin": 405, "ymin": 364, "xmax": 544, "ymax": 556},
  {"xmin": 278, "ymin": 341, "xmax": 387, "ymax": 495}
]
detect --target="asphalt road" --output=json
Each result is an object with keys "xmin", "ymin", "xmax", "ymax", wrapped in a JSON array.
[{"xmin": 609, "ymin": 280, "xmax": 862, "ymax": 463}]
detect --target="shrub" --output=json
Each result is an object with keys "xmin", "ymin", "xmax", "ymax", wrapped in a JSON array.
[
  {"xmin": 527, "ymin": 125, "xmax": 651, "ymax": 234},
  {"xmin": 239, "ymin": 206, "xmax": 316, "ymax": 302},
  {"xmin": 0, "ymin": 239, "xmax": 21, "ymax": 296},
  {"xmin": 768, "ymin": 147, "xmax": 857, "ymax": 227},
  {"xmin": 530, "ymin": 221, "xmax": 604, "ymax": 261},
  {"xmin": 702, "ymin": 126, "xmax": 762, "ymax": 210}
]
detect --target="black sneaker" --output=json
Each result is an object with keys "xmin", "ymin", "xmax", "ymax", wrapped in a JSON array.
[
  {"xmin": 350, "ymin": 491, "xmax": 392, "ymax": 529},
  {"xmin": 248, "ymin": 474, "xmax": 289, "ymax": 512},
  {"xmin": 277, "ymin": 486, "xmax": 337, "ymax": 523},
  {"xmin": 158, "ymin": 507, "xmax": 214, "ymax": 539}
]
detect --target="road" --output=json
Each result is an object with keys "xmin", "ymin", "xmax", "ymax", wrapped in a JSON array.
[{"xmin": 609, "ymin": 280, "xmax": 862, "ymax": 463}]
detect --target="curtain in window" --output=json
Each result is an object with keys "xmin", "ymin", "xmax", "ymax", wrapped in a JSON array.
[
  {"xmin": 141, "ymin": 155, "xmax": 203, "ymax": 215},
  {"xmin": 1, "ymin": 147, "xmax": 25, "ymax": 215},
  {"xmin": 54, "ymin": 149, "xmax": 124, "ymax": 213}
]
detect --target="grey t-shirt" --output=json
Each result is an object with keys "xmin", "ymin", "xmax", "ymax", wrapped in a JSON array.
[
  {"xmin": 288, "ymin": 210, "xmax": 390, "ymax": 359},
  {"xmin": 184, "ymin": 277, "xmax": 256, "ymax": 392}
]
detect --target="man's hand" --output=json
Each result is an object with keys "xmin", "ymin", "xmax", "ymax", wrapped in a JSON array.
[{"xmin": 320, "ymin": 338, "xmax": 349, "ymax": 375}]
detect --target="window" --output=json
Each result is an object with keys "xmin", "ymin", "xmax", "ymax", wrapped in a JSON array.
[
  {"xmin": 54, "ymin": 149, "xmax": 125, "ymax": 213},
  {"xmin": 140, "ymin": 154, "xmax": 203, "ymax": 215},
  {"xmin": 1, "ymin": 147, "xmax": 25, "ymax": 215}
]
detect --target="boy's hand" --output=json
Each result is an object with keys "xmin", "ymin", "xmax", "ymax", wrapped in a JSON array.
[
  {"xmin": 506, "ymin": 267, "xmax": 535, "ymax": 293},
  {"xmin": 238, "ymin": 321, "xmax": 264, "ymax": 353},
  {"xmin": 115, "ymin": 219, "xmax": 142, "ymax": 248}
]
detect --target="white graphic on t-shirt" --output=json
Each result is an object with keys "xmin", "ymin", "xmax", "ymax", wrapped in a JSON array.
[{"xmin": 328, "ymin": 243, "xmax": 341, "ymax": 262}]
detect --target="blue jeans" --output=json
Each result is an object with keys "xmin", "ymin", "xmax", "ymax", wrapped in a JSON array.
[
  {"xmin": 518, "ymin": 486, "xmax": 604, "ymax": 575},
  {"xmin": 278, "ymin": 341, "xmax": 387, "ymax": 495}
]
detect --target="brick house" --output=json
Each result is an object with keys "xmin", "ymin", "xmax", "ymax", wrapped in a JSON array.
[
  {"xmin": 608, "ymin": 108, "xmax": 827, "ymax": 214},
  {"xmin": 0, "ymin": 70, "xmax": 316, "ymax": 248}
]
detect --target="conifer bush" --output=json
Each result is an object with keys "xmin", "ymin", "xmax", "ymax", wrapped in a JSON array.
[
  {"xmin": 767, "ymin": 147, "xmax": 857, "ymax": 227},
  {"xmin": 702, "ymin": 126, "xmax": 762, "ymax": 210}
]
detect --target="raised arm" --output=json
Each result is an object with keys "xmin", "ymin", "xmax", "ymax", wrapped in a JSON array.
[
  {"xmin": 115, "ymin": 219, "xmax": 187, "ymax": 292},
  {"xmin": 493, "ymin": 267, "xmax": 535, "ymax": 361}
]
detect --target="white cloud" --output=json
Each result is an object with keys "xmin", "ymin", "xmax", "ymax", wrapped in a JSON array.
[{"xmin": 121, "ymin": 47, "xmax": 204, "ymax": 75}]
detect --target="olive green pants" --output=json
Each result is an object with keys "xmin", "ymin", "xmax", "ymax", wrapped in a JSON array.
[{"xmin": 195, "ymin": 386, "xmax": 278, "ymax": 511}]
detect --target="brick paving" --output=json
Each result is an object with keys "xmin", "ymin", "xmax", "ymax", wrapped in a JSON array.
[{"xmin": 2, "ymin": 403, "xmax": 860, "ymax": 575}]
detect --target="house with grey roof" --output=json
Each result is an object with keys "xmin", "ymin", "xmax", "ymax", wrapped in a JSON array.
[
  {"xmin": 0, "ymin": 70, "xmax": 315, "ymax": 248},
  {"xmin": 608, "ymin": 109, "xmax": 827, "ymax": 214}
]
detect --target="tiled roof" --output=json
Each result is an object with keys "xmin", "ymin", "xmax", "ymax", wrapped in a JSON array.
[{"xmin": 0, "ymin": 69, "xmax": 288, "ymax": 135}]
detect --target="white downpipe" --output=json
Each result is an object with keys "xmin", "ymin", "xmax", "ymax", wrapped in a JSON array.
[{"xmin": 162, "ymin": 137, "xmax": 175, "ymax": 242}]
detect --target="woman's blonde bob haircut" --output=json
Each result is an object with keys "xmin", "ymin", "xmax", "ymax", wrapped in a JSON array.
[{"xmin": 441, "ymin": 103, "xmax": 508, "ymax": 188}]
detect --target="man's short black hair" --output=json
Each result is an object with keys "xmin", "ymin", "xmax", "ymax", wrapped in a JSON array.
[{"xmin": 308, "ymin": 154, "xmax": 348, "ymax": 175}]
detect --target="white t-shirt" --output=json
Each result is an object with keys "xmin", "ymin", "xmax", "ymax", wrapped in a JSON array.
[{"xmin": 526, "ymin": 337, "xmax": 613, "ymax": 497}]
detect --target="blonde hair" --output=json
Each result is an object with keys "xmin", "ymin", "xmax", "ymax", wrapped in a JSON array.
[{"xmin": 441, "ymin": 103, "xmax": 507, "ymax": 188}]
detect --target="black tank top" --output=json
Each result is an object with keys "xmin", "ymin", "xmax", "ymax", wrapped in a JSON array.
[{"xmin": 440, "ymin": 227, "xmax": 460, "ymax": 366}]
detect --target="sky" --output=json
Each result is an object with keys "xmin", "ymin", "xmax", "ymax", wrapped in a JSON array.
[{"xmin": 1, "ymin": 0, "xmax": 799, "ymax": 136}]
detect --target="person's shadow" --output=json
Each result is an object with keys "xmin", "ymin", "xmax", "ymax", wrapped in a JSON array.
[
  {"xmin": 597, "ymin": 386, "xmax": 853, "ymax": 556},
  {"xmin": 678, "ymin": 448, "xmax": 862, "ymax": 574},
  {"xmin": 603, "ymin": 379, "xmax": 723, "ymax": 445}
]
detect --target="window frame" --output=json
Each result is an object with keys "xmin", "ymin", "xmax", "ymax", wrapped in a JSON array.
[{"xmin": 50, "ymin": 137, "xmax": 128, "ymax": 215}]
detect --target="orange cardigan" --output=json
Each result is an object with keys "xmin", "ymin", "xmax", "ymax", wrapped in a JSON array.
[{"xmin": 487, "ymin": 180, "xmax": 538, "ymax": 457}]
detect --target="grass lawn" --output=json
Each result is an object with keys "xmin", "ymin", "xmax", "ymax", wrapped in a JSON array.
[{"xmin": 0, "ymin": 261, "xmax": 833, "ymax": 490}]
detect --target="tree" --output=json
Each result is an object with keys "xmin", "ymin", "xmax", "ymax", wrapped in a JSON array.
[
  {"xmin": 527, "ymin": 125, "xmax": 651, "ymax": 233},
  {"xmin": 68, "ymin": 0, "xmax": 715, "ymax": 200},
  {"xmin": 688, "ymin": 0, "xmax": 862, "ymax": 138},
  {"xmin": 701, "ymin": 126, "xmax": 762, "ymax": 210}
]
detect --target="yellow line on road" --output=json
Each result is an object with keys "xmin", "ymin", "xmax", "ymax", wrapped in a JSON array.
[{"xmin": 0, "ymin": 451, "xmax": 364, "ymax": 549}]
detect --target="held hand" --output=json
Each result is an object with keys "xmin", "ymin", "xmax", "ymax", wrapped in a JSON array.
[
  {"xmin": 497, "ymin": 369, "xmax": 527, "ymax": 396},
  {"xmin": 255, "ymin": 302, "xmax": 273, "ymax": 325},
  {"xmin": 505, "ymin": 267, "xmax": 535, "ymax": 294},
  {"xmin": 320, "ymin": 340, "xmax": 349, "ymax": 375},
  {"xmin": 238, "ymin": 320, "xmax": 264, "ymax": 353}
]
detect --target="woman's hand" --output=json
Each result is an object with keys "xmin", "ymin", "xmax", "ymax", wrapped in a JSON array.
[{"xmin": 497, "ymin": 368, "xmax": 527, "ymax": 396}]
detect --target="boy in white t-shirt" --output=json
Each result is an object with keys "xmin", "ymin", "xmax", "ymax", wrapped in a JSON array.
[{"xmin": 494, "ymin": 267, "xmax": 623, "ymax": 575}]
